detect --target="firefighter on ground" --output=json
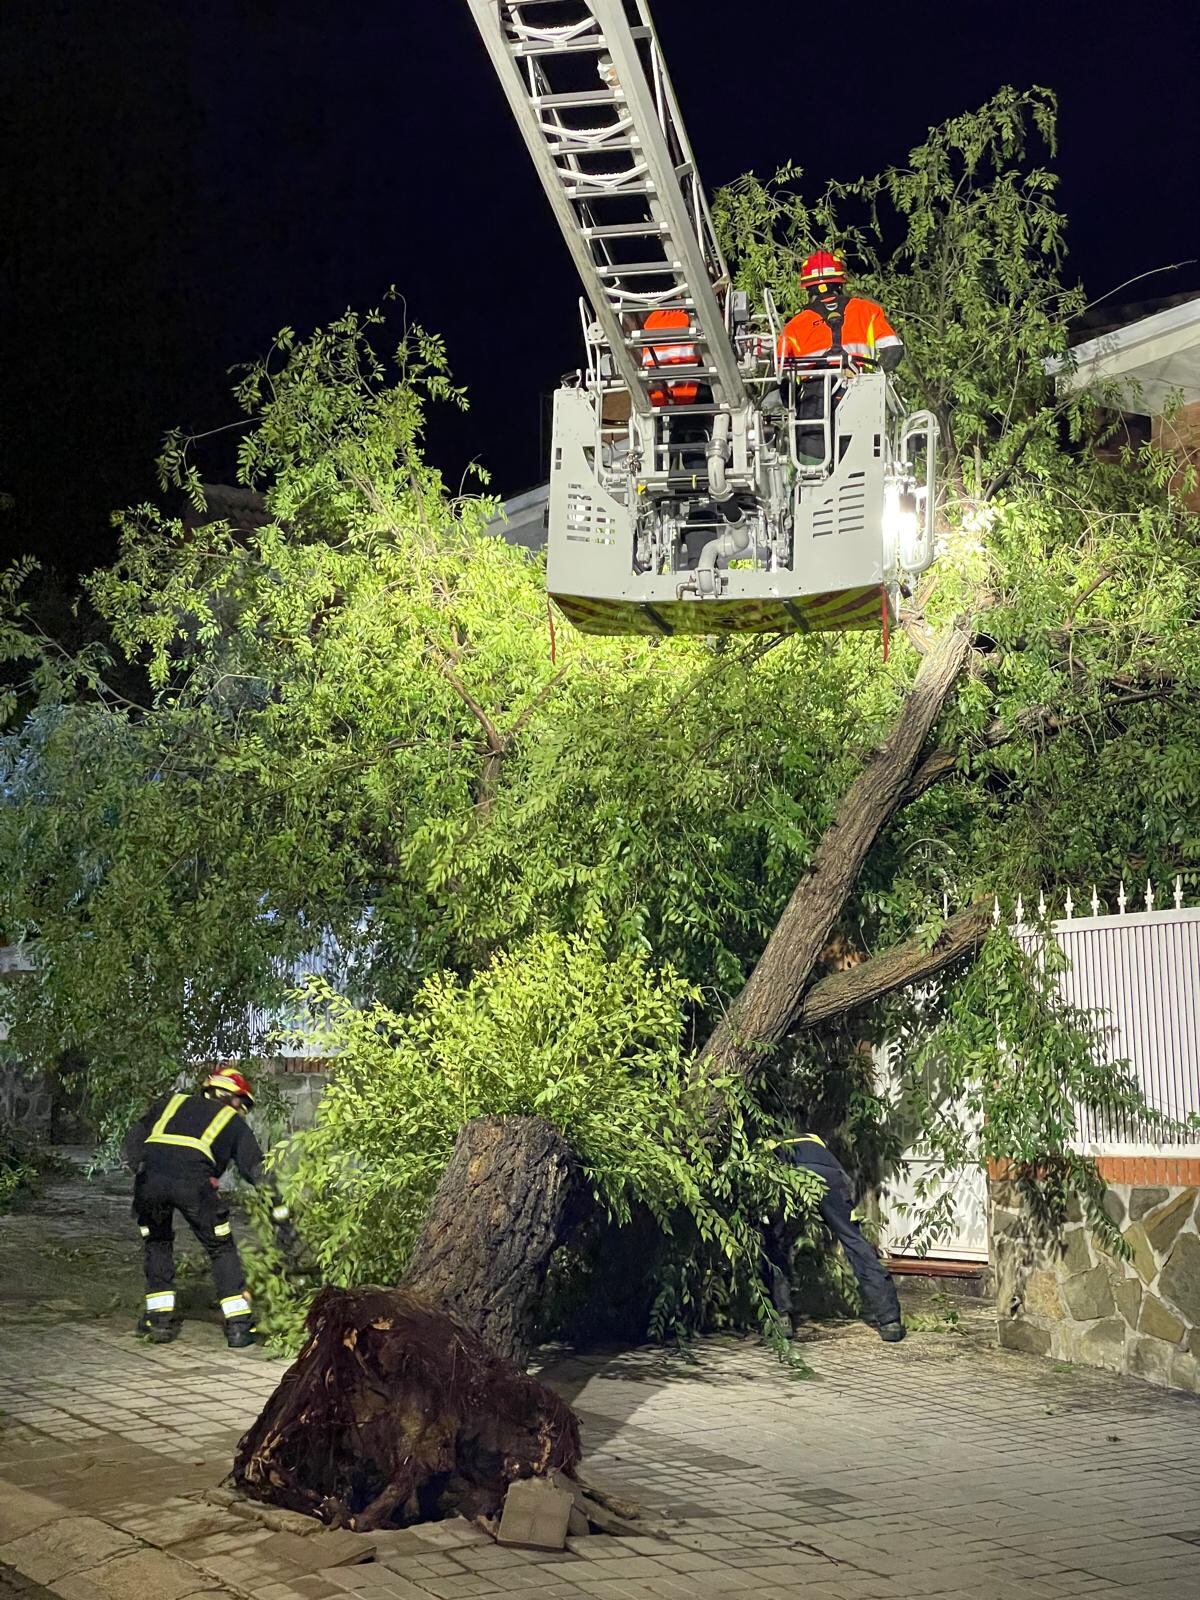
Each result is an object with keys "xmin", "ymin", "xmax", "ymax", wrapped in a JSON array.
[
  {"xmin": 764, "ymin": 1127, "xmax": 906, "ymax": 1343},
  {"xmin": 122, "ymin": 1069, "xmax": 290, "ymax": 1348}
]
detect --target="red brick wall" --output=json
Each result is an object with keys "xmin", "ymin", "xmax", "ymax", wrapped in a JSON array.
[{"xmin": 1152, "ymin": 399, "xmax": 1200, "ymax": 512}]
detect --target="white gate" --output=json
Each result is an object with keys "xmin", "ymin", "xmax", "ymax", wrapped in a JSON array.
[
  {"xmin": 880, "ymin": 1147, "xmax": 991, "ymax": 1261},
  {"xmin": 876, "ymin": 1042, "xmax": 991, "ymax": 1262}
]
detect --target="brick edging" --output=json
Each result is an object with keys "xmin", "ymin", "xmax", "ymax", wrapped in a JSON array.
[{"xmin": 989, "ymin": 1155, "xmax": 1200, "ymax": 1186}]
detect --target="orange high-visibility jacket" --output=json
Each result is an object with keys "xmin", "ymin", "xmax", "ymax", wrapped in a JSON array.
[
  {"xmin": 642, "ymin": 308, "xmax": 699, "ymax": 405},
  {"xmin": 778, "ymin": 295, "xmax": 902, "ymax": 364}
]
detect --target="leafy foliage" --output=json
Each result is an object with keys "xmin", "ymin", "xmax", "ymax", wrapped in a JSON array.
[
  {"xmin": 0, "ymin": 1127, "xmax": 67, "ymax": 1213},
  {"xmin": 248, "ymin": 933, "xmax": 820, "ymax": 1347}
]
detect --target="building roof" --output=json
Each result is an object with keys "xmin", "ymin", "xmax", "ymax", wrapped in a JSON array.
[
  {"xmin": 485, "ymin": 483, "xmax": 549, "ymax": 554},
  {"xmin": 1051, "ymin": 293, "xmax": 1200, "ymax": 415}
]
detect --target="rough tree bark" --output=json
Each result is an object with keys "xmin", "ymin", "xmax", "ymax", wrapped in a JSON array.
[
  {"xmin": 792, "ymin": 902, "xmax": 993, "ymax": 1030},
  {"xmin": 403, "ymin": 1114, "xmax": 581, "ymax": 1368},
  {"xmin": 231, "ymin": 1116, "xmax": 582, "ymax": 1528},
  {"xmin": 702, "ymin": 621, "xmax": 975, "ymax": 1080}
]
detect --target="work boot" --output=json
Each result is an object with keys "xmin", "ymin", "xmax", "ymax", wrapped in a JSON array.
[
  {"xmin": 877, "ymin": 1321, "xmax": 906, "ymax": 1343},
  {"xmin": 136, "ymin": 1312, "xmax": 179, "ymax": 1345},
  {"xmin": 225, "ymin": 1316, "xmax": 256, "ymax": 1349}
]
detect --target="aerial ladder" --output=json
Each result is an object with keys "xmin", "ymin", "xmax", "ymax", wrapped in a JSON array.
[{"xmin": 465, "ymin": 0, "xmax": 938, "ymax": 637}]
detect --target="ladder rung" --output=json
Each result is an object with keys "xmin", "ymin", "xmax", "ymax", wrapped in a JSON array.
[
  {"xmin": 512, "ymin": 40, "xmax": 605, "ymax": 58},
  {"xmin": 548, "ymin": 138, "xmax": 642, "ymax": 157},
  {"xmin": 626, "ymin": 331, "xmax": 720, "ymax": 346},
  {"xmin": 611, "ymin": 300, "xmax": 694, "ymax": 313},
  {"xmin": 564, "ymin": 181, "xmax": 655, "ymax": 198},
  {"xmin": 582, "ymin": 222, "xmax": 668, "ymax": 240},
  {"xmin": 642, "ymin": 403, "xmax": 733, "ymax": 417},
  {"xmin": 596, "ymin": 262, "xmax": 680, "ymax": 277},
  {"xmin": 532, "ymin": 90, "xmax": 622, "ymax": 109}
]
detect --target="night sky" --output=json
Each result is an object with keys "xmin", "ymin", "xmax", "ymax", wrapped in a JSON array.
[{"xmin": 3, "ymin": 0, "xmax": 1197, "ymax": 578}]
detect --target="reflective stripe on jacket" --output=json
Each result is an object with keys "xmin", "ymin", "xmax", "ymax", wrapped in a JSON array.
[
  {"xmin": 127, "ymin": 1090, "xmax": 265, "ymax": 1182},
  {"xmin": 145, "ymin": 1092, "xmax": 238, "ymax": 1162},
  {"xmin": 778, "ymin": 296, "xmax": 902, "ymax": 363},
  {"xmin": 642, "ymin": 308, "xmax": 699, "ymax": 405}
]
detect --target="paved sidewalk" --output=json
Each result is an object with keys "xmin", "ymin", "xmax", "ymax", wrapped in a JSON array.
[{"xmin": 1, "ymin": 1309, "xmax": 1199, "ymax": 1600}]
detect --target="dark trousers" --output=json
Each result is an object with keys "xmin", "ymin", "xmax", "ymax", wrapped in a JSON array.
[
  {"xmin": 134, "ymin": 1168, "xmax": 249, "ymax": 1319},
  {"xmin": 767, "ymin": 1143, "xmax": 901, "ymax": 1327}
]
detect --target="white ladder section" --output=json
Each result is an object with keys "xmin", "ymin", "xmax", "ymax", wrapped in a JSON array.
[{"xmin": 464, "ymin": 0, "xmax": 747, "ymax": 417}]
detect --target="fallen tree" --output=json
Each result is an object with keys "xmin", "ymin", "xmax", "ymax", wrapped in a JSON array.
[
  {"xmin": 6, "ymin": 90, "xmax": 1198, "ymax": 1526},
  {"xmin": 700, "ymin": 621, "xmax": 977, "ymax": 1085}
]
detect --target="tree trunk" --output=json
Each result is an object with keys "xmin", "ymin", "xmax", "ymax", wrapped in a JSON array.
[
  {"xmin": 702, "ymin": 622, "xmax": 974, "ymax": 1080},
  {"xmin": 404, "ymin": 1114, "xmax": 580, "ymax": 1368},
  {"xmin": 230, "ymin": 1115, "xmax": 582, "ymax": 1529}
]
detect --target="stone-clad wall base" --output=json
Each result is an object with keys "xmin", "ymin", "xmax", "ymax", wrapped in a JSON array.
[
  {"xmin": 0, "ymin": 1062, "xmax": 52, "ymax": 1136},
  {"xmin": 992, "ymin": 1176, "xmax": 1200, "ymax": 1395}
]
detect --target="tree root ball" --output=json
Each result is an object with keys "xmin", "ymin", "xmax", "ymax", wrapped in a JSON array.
[{"xmin": 231, "ymin": 1286, "xmax": 581, "ymax": 1530}]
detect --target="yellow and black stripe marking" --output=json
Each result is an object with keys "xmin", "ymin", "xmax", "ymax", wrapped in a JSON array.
[{"xmin": 552, "ymin": 586, "xmax": 889, "ymax": 638}]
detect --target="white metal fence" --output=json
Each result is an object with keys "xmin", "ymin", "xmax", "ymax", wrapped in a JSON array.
[
  {"xmin": 242, "ymin": 929, "xmax": 360, "ymax": 1060},
  {"xmin": 1011, "ymin": 880, "xmax": 1200, "ymax": 1155}
]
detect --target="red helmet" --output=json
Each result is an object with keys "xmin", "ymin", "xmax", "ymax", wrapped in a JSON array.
[
  {"xmin": 205, "ymin": 1069, "xmax": 255, "ymax": 1105},
  {"xmin": 800, "ymin": 250, "xmax": 847, "ymax": 288}
]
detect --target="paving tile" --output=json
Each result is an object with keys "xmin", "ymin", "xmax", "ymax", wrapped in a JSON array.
[
  {"xmin": 0, "ymin": 1486, "xmax": 64, "ymax": 1544},
  {"xmin": 79, "ymin": 1548, "xmax": 211, "ymax": 1600},
  {"xmin": 256, "ymin": 1534, "xmax": 377, "ymax": 1572},
  {"xmin": 0, "ymin": 1519, "xmax": 139, "ymax": 1583},
  {"xmin": 411, "ymin": 1579, "xmax": 504, "ymax": 1598}
]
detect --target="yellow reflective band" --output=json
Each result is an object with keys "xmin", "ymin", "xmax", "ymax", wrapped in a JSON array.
[
  {"xmin": 271, "ymin": 1205, "xmax": 289, "ymax": 1223},
  {"xmin": 144, "ymin": 1095, "xmax": 239, "ymax": 1161},
  {"xmin": 220, "ymin": 1295, "xmax": 252, "ymax": 1319},
  {"xmin": 213, "ymin": 1221, "xmax": 232, "ymax": 1238},
  {"xmin": 145, "ymin": 1291, "xmax": 176, "ymax": 1312},
  {"xmin": 147, "ymin": 1091, "xmax": 186, "ymax": 1140},
  {"xmin": 138, "ymin": 1225, "xmax": 151, "ymax": 1238},
  {"xmin": 772, "ymin": 1134, "xmax": 827, "ymax": 1148}
]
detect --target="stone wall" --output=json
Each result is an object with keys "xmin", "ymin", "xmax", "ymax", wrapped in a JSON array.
[
  {"xmin": 0, "ymin": 1061, "xmax": 53, "ymax": 1137},
  {"xmin": 269, "ymin": 1061, "xmax": 329, "ymax": 1136},
  {"xmin": 202, "ymin": 1057, "xmax": 331, "ymax": 1148},
  {"xmin": 992, "ymin": 1164, "xmax": 1200, "ymax": 1396}
]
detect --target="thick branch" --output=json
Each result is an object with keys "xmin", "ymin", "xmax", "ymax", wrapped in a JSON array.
[
  {"xmin": 701, "ymin": 621, "xmax": 975, "ymax": 1078},
  {"xmin": 793, "ymin": 904, "xmax": 993, "ymax": 1030}
]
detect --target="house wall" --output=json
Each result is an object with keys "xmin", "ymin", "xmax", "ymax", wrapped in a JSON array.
[
  {"xmin": 1152, "ymin": 400, "xmax": 1200, "ymax": 512},
  {"xmin": 991, "ymin": 1158, "xmax": 1200, "ymax": 1397},
  {"xmin": 207, "ymin": 1057, "xmax": 331, "ymax": 1147}
]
